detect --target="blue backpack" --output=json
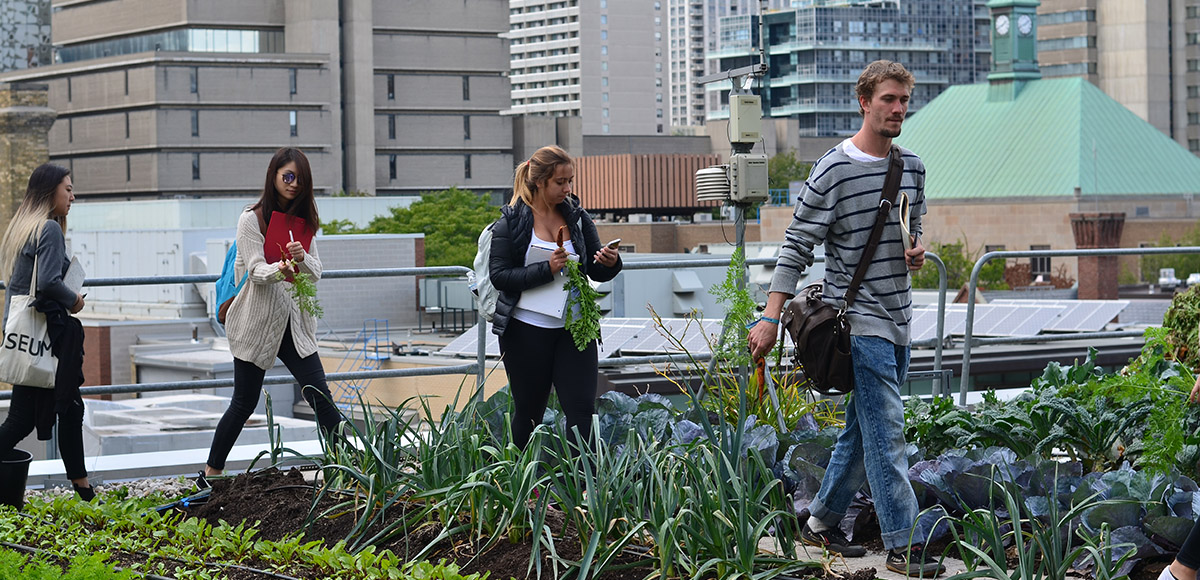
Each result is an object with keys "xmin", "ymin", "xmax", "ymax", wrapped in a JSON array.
[
  {"xmin": 215, "ymin": 209, "xmax": 265, "ymax": 324},
  {"xmin": 214, "ymin": 241, "xmax": 248, "ymax": 324}
]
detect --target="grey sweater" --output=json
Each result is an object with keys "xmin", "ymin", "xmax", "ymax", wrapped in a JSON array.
[
  {"xmin": 768, "ymin": 142, "xmax": 926, "ymax": 346},
  {"xmin": 3, "ymin": 220, "xmax": 76, "ymax": 327}
]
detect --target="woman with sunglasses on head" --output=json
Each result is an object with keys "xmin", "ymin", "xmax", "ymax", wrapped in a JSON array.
[
  {"xmin": 202, "ymin": 147, "xmax": 342, "ymax": 477},
  {"xmin": 0, "ymin": 163, "xmax": 96, "ymax": 501}
]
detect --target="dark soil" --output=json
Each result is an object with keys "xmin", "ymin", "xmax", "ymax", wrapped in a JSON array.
[{"xmin": 169, "ymin": 467, "xmax": 882, "ymax": 579}]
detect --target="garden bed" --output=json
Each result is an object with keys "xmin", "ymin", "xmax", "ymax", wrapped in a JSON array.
[{"xmin": 179, "ymin": 468, "xmax": 875, "ymax": 580}]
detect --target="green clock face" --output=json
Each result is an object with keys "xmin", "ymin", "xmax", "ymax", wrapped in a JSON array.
[{"xmin": 995, "ymin": 14, "xmax": 1010, "ymax": 36}]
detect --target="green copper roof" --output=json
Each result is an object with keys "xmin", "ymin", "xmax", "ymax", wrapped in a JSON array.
[{"xmin": 894, "ymin": 77, "xmax": 1200, "ymax": 199}]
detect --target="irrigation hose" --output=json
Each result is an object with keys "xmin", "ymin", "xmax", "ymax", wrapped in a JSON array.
[{"xmin": 1, "ymin": 541, "xmax": 174, "ymax": 580}]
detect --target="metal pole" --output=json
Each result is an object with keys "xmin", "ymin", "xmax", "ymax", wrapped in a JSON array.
[
  {"xmin": 927, "ymin": 252, "xmax": 948, "ymax": 397},
  {"xmin": 612, "ymin": 272, "xmax": 626, "ymax": 317},
  {"xmin": 735, "ymin": 203, "xmax": 749, "ymax": 394},
  {"xmin": 475, "ymin": 311, "xmax": 486, "ymax": 403}
]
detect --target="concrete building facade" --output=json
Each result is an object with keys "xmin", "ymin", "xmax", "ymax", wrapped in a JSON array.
[
  {"xmin": 1037, "ymin": 1, "xmax": 1191, "ymax": 155},
  {"xmin": 505, "ymin": 0, "xmax": 668, "ymax": 135},
  {"xmin": 0, "ymin": 0, "xmax": 513, "ymax": 200},
  {"xmin": 706, "ymin": 0, "xmax": 991, "ymax": 137}
]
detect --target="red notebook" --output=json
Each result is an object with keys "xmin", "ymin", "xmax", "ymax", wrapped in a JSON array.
[{"xmin": 263, "ymin": 212, "xmax": 314, "ymax": 280}]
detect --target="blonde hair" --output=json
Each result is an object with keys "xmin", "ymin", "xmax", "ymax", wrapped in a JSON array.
[
  {"xmin": 0, "ymin": 163, "xmax": 70, "ymax": 280},
  {"xmin": 856, "ymin": 60, "xmax": 915, "ymax": 116},
  {"xmin": 510, "ymin": 145, "xmax": 573, "ymax": 207}
]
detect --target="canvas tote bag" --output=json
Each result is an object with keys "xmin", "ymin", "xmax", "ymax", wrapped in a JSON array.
[{"xmin": 0, "ymin": 254, "xmax": 58, "ymax": 388}]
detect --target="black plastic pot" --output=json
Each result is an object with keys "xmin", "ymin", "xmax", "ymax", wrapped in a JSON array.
[{"xmin": 0, "ymin": 449, "xmax": 32, "ymax": 511}]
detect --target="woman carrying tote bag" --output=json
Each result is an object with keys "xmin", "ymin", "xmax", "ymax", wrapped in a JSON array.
[{"xmin": 0, "ymin": 163, "xmax": 94, "ymax": 501}]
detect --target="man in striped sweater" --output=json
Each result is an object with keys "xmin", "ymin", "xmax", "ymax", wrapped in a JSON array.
[{"xmin": 748, "ymin": 60, "xmax": 941, "ymax": 577}]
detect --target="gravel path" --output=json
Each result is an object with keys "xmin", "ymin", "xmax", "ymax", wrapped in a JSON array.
[{"xmin": 26, "ymin": 475, "xmax": 199, "ymax": 502}]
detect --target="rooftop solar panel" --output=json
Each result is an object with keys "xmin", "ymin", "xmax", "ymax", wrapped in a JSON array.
[
  {"xmin": 989, "ymin": 299, "xmax": 1129, "ymax": 332},
  {"xmin": 910, "ymin": 307, "xmax": 953, "ymax": 343},
  {"xmin": 436, "ymin": 323, "xmax": 500, "ymax": 358},
  {"xmin": 622, "ymin": 318, "xmax": 721, "ymax": 354},
  {"xmin": 596, "ymin": 319, "xmax": 654, "ymax": 358}
]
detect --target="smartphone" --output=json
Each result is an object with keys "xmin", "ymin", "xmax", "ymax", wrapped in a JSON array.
[{"xmin": 605, "ymin": 238, "xmax": 622, "ymax": 249}]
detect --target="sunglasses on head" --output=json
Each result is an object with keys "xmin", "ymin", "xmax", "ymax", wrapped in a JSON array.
[{"xmin": 279, "ymin": 171, "xmax": 297, "ymax": 185}]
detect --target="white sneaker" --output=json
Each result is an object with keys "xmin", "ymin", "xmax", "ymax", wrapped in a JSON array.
[{"xmin": 1159, "ymin": 565, "xmax": 1179, "ymax": 580}]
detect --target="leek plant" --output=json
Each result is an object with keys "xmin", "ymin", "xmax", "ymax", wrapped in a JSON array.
[
  {"xmin": 548, "ymin": 425, "xmax": 652, "ymax": 579},
  {"xmin": 674, "ymin": 443, "xmax": 816, "ymax": 579},
  {"xmin": 313, "ymin": 393, "xmax": 428, "ymax": 553}
]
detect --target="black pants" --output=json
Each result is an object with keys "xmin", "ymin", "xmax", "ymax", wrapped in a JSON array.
[
  {"xmin": 206, "ymin": 324, "xmax": 343, "ymax": 470},
  {"xmin": 1180, "ymin": 519, "xmax": 1200, "ymax": 569},
  {"xmin": 498, "ymin": 318, "xmax": 598, "ymax": 452},
  {"xmin": 0, "ymin": 385, "xmax": 87, "ymax": 480}
]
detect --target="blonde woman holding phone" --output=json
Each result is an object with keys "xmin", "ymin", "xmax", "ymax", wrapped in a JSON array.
[{"xmin": 489, "ymin": 145, "xmax": 622, "ymax": 455}]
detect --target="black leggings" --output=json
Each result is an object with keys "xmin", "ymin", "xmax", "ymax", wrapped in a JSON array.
[
  {"xmin": 498, "ymin": 318, "xmax": 598, "ymax": 452},
  {"xmin": 0, "ymin": 385, "xmax": 87, "ymax": 480},
  {"xmin": 206, "ymin": 325, "xmax": 343, "ymax": 470},
  {"xmin": 1180, "ymin": 519, "xmax": 1200, "ymax": 569}
]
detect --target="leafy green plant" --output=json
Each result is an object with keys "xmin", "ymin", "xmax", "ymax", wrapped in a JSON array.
[
  {"xmin": 0, "ymin": 491, "xmax": 486, "ymax": 579},
  {"xmin": 905, "ymin": 395, "xmax": 972, "ymax": 458},
  {"xmin": 709, "ymin": 247, "xmax": 756, "ymax": 368},
  {"xmin": 563, "ymin": 259, "xmax": 602, "ymax": 350},
  {"xmin": 1163, "ymin": 284, "xmax": 1200, "ymax": 370},
  {"xmin": 0, "ymin": 550, "xmax": 138, "ymax": 580}
]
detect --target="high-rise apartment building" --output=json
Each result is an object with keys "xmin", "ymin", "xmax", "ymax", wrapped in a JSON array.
[
  {"xmin": 506, "ymin": 0, "xmax": 668, "ymax": 135},
  {"xmin": 0, "ymin": 0, "xmax": 50, "ymax": 72},
  {"xmin": 706, "ymin": 0, "xmax": 990, "ymax": 137},
  {"xmin": 0, "ymin": 0, "xmax": 512, "ymax": 199},
  {"xmin": 666, "ymin": 0, "xmax": 797, "ymax": 131},
  {"xmin": 1038, "ymin": 1, "xmax": 1191, "ymax": 155}
]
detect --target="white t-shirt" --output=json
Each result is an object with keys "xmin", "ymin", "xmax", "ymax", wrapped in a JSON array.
[
  {"xmin": 513, "ymin": 231, "xmax": 576, "ymax": 328},
  {"xmin": 842, "ymin": 138, "xmax": 886, "ymax": 163}
]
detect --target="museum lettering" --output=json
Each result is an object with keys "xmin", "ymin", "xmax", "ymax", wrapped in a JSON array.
[{"xmin": 4, "ymin": 332, "xmax": 51, "ymax": 357}]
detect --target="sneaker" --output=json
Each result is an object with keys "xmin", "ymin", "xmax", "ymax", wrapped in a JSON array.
[
  {"xmin": 886, "ymin": 544, "xmax": 946, "ymax": 578},
  {"xmin": 801, "ymin": 521, "xmax": 866, "ymax": 557},
  {"xmin": 1158, "ymin": 565, "xmax": 1179, "ymax": 580}
]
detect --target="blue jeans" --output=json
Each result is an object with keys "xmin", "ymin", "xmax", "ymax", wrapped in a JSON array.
[{"xmin": 808, "ymin": 335, "xmax": 918, "ymax": 551}]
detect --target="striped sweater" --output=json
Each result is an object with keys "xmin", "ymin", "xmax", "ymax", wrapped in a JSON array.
[
  {"xmin": 768, "ymin": 141, "xmax": 926, "ymax": 346},
  {"xmin": 225, "ymin": 209, "xmax": 322, "ymax": 370}
]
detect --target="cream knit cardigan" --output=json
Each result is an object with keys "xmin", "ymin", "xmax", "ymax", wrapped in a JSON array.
[{"xmin": 225, "ymin": 209, "xmax": 323, "ymax": 370}]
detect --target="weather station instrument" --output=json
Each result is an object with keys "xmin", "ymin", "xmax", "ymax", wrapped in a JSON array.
[{"xmin": 692, "ymin": 1, "xmax": 785, "ymax": 430}]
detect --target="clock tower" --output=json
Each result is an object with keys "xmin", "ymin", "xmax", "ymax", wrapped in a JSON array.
[{"xmin": 987, "ymin": 0, "xmax": 1040, "ymax": 100}]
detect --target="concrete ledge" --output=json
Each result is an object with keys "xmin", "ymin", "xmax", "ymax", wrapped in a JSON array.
[{"xmin": 29, "ymin": 439, "xmax": 326, "ymax": 486}]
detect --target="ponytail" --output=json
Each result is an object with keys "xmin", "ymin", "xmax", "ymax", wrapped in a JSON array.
[{"xmin": 510, "ymin": 146, "xmax": 573, "ymax": 207}]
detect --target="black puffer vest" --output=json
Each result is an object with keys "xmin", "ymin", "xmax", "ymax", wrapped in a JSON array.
[{"xmin": 488, "ymin": 195, "xmax": 621, "ymax": 337}]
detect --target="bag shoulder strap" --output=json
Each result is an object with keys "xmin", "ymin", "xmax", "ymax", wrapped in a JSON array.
[
  {"xmin": 843, "ymin": 145, "xmax": 905, "ymax": 309},
  {"xmin": 28, "ymin": 249, "xmax": 38, "ymax": 299}
]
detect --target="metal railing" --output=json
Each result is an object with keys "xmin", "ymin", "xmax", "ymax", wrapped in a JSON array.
[
  {"xmin": 957, "ymin": 246, "xmax": 1200, "ymax": 405},
  {"xmin": 0, "ymin": 253, "xmax": 951, "ymax": 402}
]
